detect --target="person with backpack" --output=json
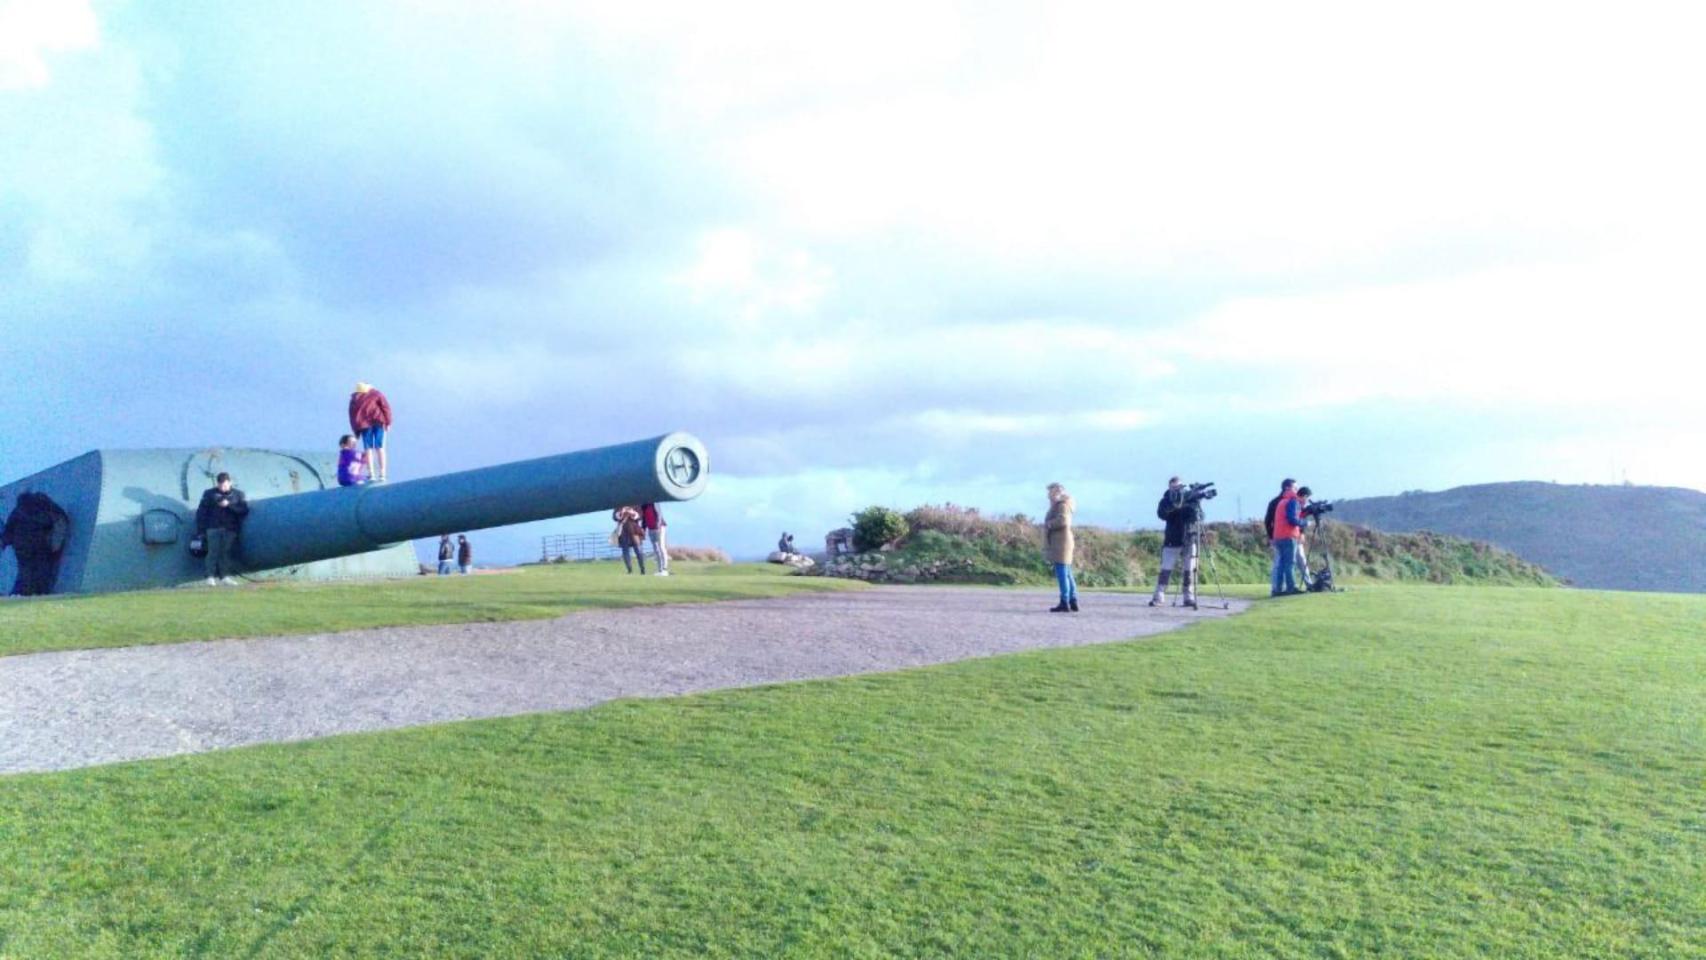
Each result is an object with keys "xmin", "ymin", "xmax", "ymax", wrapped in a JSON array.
[
  {"xmin": 1149, "ymin": 476, "xmax": 1201, "ymax": 608},
  {"xmin": 195, "ymin": 472, "xmax": 249, "ymax": 586}
]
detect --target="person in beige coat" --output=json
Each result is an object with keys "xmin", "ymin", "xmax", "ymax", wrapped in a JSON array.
[{"xmin": 1044, "ymin": 482, "xmax": 1079, "ymax": 612}]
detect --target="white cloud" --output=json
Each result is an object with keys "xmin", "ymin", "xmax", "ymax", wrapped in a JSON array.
[
  {"xmin": 0, "ymin": 0, "xmax": 97, "ymax": 90},
  {"xmin": 1176, "ymin": 247, "xmax": 1706, "ymax": 411}
]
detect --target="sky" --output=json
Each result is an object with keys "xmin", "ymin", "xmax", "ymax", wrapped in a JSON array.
[{"xmin": 3, "ymin": 0, "xmax": 1704, "ymax": 563}]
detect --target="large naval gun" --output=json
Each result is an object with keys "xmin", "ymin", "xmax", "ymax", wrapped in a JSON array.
[{"xmin": 0, "ymin": 433, "xmax": 707, "ymax": 596}]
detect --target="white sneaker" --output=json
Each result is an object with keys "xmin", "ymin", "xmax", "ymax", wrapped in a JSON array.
[
  {"xmin": 657, "ymin": 570, "xmax": 670, "ymax": 576},
  {"xmin": 205, "ymin": 577, "xmax": 218, "ymax": 587},
  {"xmin": 219, "ymin": 577, "xmax": 239, "ymax": 586}
]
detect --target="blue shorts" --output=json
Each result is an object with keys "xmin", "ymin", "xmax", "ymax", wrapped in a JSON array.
[{"xmin": 360, "ymin": 425, "xmax": 386, "ymax": 449}]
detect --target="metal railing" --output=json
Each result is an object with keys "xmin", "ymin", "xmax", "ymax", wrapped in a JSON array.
[{"xmin": 540, "ymin": 531, "xmax": 622, "ymax": 563}]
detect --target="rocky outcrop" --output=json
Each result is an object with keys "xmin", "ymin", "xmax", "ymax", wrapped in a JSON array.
[{"xmin": 809, "ymin": 552, "xmax": 978, "ymax": 584}]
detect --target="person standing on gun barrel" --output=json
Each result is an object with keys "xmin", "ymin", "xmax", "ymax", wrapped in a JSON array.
[
  {"xmin": 1044, "ymin": 483, "xmax": 1079, "ymax": 612},
  {"xmin": 1269, "ymin": 479, "xmax": 1307, "ymax": 597},
  {"xmin": 1149, "ymin": 476, "xmax": 1203, "ymax": 609},
  {"xmin": 195, "ymin": 472, "xmax": 249, "ymax": 586},
  {"xmin": 348, "ymin": 382, "xmax": 393, "ymax": 483}
]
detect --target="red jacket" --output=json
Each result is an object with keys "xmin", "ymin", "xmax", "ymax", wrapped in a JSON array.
[
  {"xmin": 349, "ymin": 390, "xmax": 393, "ymax": 431},
  {"xmin": 640, "ymin": 503, "xmax": 665, "ymax": 530}
]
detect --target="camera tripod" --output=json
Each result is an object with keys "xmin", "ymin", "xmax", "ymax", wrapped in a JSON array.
[
  {"xmin": 1179, "ymin": 518, "xmax": 1231, "ymax": 611},
  {"xmin": 1302, "ymin": 516, "xmax": 1341, "ymax": 592}
]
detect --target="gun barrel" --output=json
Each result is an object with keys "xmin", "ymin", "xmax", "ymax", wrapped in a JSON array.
[{"xmin": 239, "ymin": 432, "xmax": 707, "ymax": 571}]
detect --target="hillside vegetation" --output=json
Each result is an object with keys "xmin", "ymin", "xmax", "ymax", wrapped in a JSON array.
[
  {"xmin": 813, "ymin": 504, "xmax": 1555, "ymax": 587},
  {"xmin": 1333, "ymin": 481, "xmax": 1706, "ymax": 592}
]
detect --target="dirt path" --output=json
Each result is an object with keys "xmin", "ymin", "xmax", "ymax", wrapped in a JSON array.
[{"xmin": 0, "ymin": 587, "xmax": 1246, "ymax": 774}]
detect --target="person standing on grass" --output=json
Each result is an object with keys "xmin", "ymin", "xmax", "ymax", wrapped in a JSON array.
[
  {"xmin": 1044, "ymin": 482, "xmax": 1079, "ymax": 613},
  {"xmin": 348, "ymin": 382, "xmax": 393, "ymax": 483},
  {"xmin": 1149, "ymin": 476, "xmax": 1201, "ymax": 609},
  {"xmin": 336, "ymin": 434, "xmax": 369, "ymax": 487},
  {"xmin": 1294, "ymin": 486, "xmax": 1316, "ymax": 589},
  {"xmin": 1270, "ymin": 481, "xmax": 1307, "ymax": 597},
  {"xmin": 195, "ymin": 472, "xmax": 249, "ymax": 586},
  {"xmin": 437, "ymin": 534, "xmax": 454, "ymax": 575},
  {"xmin": 1264, "ymin": 477, "xmax": 1294, "ymax": 566},
  {"xmin": 613, "ymin": 505, "xmax": 647, "ymax": 575},
  {"xmin": 456, "ymin": 535, "xmax": 473, "ymax": 574},
  {"xmin": 640, "ymin": 501, "xmax": 670, "ymax": 576}
]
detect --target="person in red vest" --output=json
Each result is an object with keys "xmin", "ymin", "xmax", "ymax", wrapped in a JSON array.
[
  {"xmin": 348, "ymin": 382, "xmax": 394, "ymax": 483},
  {"xmin": 1270, "ymin": 479, "xmax": 1308, "ymax": 596}
]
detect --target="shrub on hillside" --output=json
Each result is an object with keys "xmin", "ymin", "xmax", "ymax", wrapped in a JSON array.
[{"xmin": 851, "ymin": 506, "xmax": 909, "ymax": 552}]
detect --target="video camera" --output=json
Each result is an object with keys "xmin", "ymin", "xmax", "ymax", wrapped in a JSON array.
[
  {"xmin": 1183, "ymin": 481, "xmax": 1217, "ymax": 504},
  {"xmin": 1301, "ymin": 499, "xmax": 1334, "ymax": 519}
]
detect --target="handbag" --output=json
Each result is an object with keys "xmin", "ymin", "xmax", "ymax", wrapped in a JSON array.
[{"xmin": 188, "ymin": 534, "xmax": 208, "ymax": 558}]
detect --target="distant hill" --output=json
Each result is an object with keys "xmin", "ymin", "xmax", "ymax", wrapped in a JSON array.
[{"xmin": 1331, "ymin": 482, "xmax": 1706, "ymax": 593}]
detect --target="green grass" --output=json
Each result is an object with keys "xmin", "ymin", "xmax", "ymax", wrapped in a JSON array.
[
  {"xmin": 3, "ymin": 586, "xmax": 1702, "ymax": 957},
  {"xmin": 0, "ymin": 562, "xmax": 863, "ymax": 657}
]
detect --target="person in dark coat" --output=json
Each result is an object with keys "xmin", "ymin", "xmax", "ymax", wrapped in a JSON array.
[
  {"xmin": 1, "ymin": 491, "xmax": 70, "ymax": 596},
  {"xmin": 612, "ymin": 505, "xmax": 647, "ymax": 574},
  {"xmin": 1149, "ymin": 476, "xmax": 1202, "ymax": 608},
  {"xmin": 195, "ymin": 472, "xmax": 249, "ymax": 585},
  {"xmin": 437, "ymin": 534, "xmax": 454, "ymax": 575},
  {"xmin": 348, "ymin": 382, "xmax": 394, "ymax": 483},
  {"xmin": 456, "ymin": 535, "xmax": 473, "ymax": 574}
]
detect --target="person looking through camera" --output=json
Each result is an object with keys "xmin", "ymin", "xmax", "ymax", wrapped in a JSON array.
[{"xmin": 1149, "ymin": 476, "xmax": 1203, "ymax": 608}]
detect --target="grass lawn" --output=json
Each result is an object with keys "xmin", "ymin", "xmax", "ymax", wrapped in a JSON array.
[
  {"xmin": 2, "ymin": 586, "xmax": 1702, "ymax": 957},
  {"xmin": 0, "ymin": 562, "xmax": 863, "ymax": 657}
]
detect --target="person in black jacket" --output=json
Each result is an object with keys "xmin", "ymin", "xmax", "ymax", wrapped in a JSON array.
[
  {"xmin": 195, "ymin": 472, "xmax": 249, "ymax": 585},
  {"xmin": 1148, "ymin": 476, "xmax": 1202, "ymax": 608}
]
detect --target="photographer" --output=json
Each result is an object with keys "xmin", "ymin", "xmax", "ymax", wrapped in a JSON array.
[
  {"xmin": 1294, "ymin": 486, "xmax": 1316, "ymax": 589},
  {"xmin": 1148, "ymin": 476, "xmax": 1202, "ymax": 608}
]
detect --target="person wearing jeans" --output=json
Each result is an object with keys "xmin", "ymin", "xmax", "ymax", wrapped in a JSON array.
[
  {"xmin": 1270, "ymin": 481, "xmax": 1307, "ymax": 596},
  {"xmin": 640, "ymin": 502, "xmax": 670, "ymax": 576},
  {"xmin": 1044, "ymin": 483, "xmax": 1079, "ymax": 612},
  {"xmin": 613, "ymin": 505, "xmax": 647, "ymax": 575}
]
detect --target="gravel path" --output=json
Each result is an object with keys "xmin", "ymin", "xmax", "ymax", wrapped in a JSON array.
[{"xmin": 0, "ymin": 587, "xmax": 1247, "ymax": 774}]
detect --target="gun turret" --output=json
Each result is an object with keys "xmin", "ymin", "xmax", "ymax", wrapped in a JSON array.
[{"xmin": 0, "ymin": 433, "xmax": 707, "ymax": 595}]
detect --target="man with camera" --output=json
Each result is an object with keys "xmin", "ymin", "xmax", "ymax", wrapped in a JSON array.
[{"xmin": 1149, "ymin": 476, "xmax": 1208, "ymax": 609}]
